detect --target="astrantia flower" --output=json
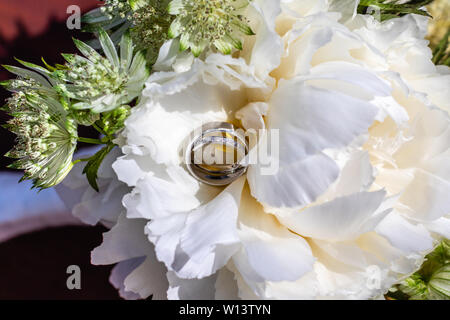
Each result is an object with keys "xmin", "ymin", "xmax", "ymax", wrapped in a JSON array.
[
  {"xmin": 55, "ymin": 30, "xmax": 149, "ymax": 113},
  {"xmin": 101, "ymin": 0, "xmax": 132, "ymax": 19},
  {"xmin": 61, "ymin": 0, "xmax": 450, "ymax": 300},
  {"xmin": 129, "ymin": 0, "xmax": 174, "ymax": 64},
  {"xmin": 2, "ymin": 89, "xmax": 77, "ymax": 190},
  {"xmin": 168, "ymin": 0, "xmax": 255, "ymax": 56}
]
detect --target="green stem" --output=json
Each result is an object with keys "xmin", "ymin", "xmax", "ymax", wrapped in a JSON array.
[
  {"xmin": 72, "ymin": 157, "xmax": 91, "ymax": 165},
  {"xmin": 77, "ymin": 137, "xmax": 104, "ymax": 145},
  {"xmin": 93, "ymin": 122, "xmax": 108, "ymax": 136}
]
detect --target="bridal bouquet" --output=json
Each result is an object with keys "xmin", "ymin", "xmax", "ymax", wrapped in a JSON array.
[{"xmin": 2, "ymin": 0, "xmax": 449, "ymax": 300}]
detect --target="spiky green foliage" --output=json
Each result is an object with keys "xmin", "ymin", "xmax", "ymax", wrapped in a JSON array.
[
  {"xmin": 1, "ymin": 66, "xmax": 78, "ymax": 190},
  {"xmin": 168, "ymin": 0, "xmax": 255, "ymax": 56},
  {"xmin": 388, "ymin": 240, "xmax": 450, "ymax": 300},
  {"xmin": 432, "ymin": 29, "xmax": 450, "ymax": 66},
  {"xmin": 81, "ymin": 0, "xmax": 132, "ymax": 45},
  {"xmin": 357, "ymin": 0, "xmax": 434, "ymax": 21},
  {"xmin": 54, "ymin": 30, "xmax": 149, "ymax": 113},
  {"xmin": 81, "ymin": 0, "xmax": 173, "ymax": 65}
]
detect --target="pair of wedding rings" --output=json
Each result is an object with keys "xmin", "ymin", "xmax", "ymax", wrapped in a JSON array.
[{"xmin": 185, "ymin": 122, "xmax": 249, "ymax": 186}]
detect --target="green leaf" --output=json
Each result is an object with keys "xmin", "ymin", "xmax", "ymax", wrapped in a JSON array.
[
  {"xmin": 214, "ymin": 39, "xmax": 233, "ymax": 55},
  {"xmin": 168, "ymin": 18, "xmax": 183, "ymax": 39},
  {"xmin": 82, "ymin": 144, "xmax": 115, "ymax": 192},
  {"xmin": 73, "ymin": 38, "xmax": 103, "ymax": 63},
  {"xmin": 120, "ymin": 31, "xmax": 133, "ymax": 72},
  {"xmin": 81, "ymin": 8, "xmax": 112, "ymax": 24},
  {"xmin": 14, "ymin": 58, "xmax": 58, "ymax": 86},
  {"xmin": 128, "ymin": 50, "xmax": 148, "ymax": 79},
  {"xmin": 99, "ymin": 29, "xmax": 120, "ymax": 69},
  {"xmin": 387, "ymin": 240, "xmax": 450, "ymax": 300},
  {"xmin": 168, "ymin": 0, "xmax": 184, "ymax": 15},
  {"xmin": 179, "ymin": 33, "xmax": 191, "ymax": 52},
  {"xmin": 129, "ymin": 0, "xmax": 148, "ymax": 11},
  {"xmin": 433, "ymin": 29, "xmax": 450, "ymax": 66},
  {"xmin": 358, "ymin": 0, "xmax": 433, "ymax": 21},
  {"xmin": 2, "ymin": 65, "xmax": 52, "ymax": 88},
  {"xmin": 428, "ymin": 264, "xmax": 450, "ymax": 300}
]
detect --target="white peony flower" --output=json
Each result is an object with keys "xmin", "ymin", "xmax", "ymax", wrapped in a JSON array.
[
  {"xmin": 56, "ymin": 147, "xmax": 130, "ymax": 227},
  {"xmin": 86, "ymin": 0, "xmax": 450, "ymax": 300}
]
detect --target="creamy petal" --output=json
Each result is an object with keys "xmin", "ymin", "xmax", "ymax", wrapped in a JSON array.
[
  {"xmin": 91, "ymin": 214, "xmax": 151, "ymax": 265},
  {"xmin": 237, "ymin": 186, "xmax": 315, "ymax": 282},
  {"xmin": 277, "ymin": 191, "xmax": 389, "ymax": 241}
]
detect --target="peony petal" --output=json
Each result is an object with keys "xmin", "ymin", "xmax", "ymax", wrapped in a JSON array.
[
  {"xmin": 91, "ymin": 214, "xmax": 151, "ymax": 265},
  {"xmin": 215, "ymin": 267, "xmax": 239, "ymax": 300},
  {"xmin": 123, "ymin": 174, "xmax": 200, "ymax": 220},
  {"xmin": 423, "ymin": 217, "xmax": 450, "ymax": 239},
  {"xmin": 237, "ymin": 186, "xmax": 315, "ymax": 282},
  {"xmin": 243, "ymin": 0, "xmax": 283, "ymax": 80},
  {"xmin": 398, "ymin": 169, "xmax": 450, "ymax": 222},
  {"xmin": 357, "ymin": 233, "xmax": 424, "ymax": 275},
  {"xmin": 123, "ymin": 254, "xmax": 169, "ymax": 300},
  {"xmin": 248, "ymin": 80, "xmax": 378, "ymax": 209},
  {"xmin": 175, "ymin": 177, "xmax": 245, "ymax": 279},
  {"xmin": 145, "ymin": 213, "xmax": 187, "ymax": 271},
  {"xmin": 318, "ymin": 150, "xmax": 375, "ymax": 201},
  {"xmin": 248, "ymin": 151, "xmax": 339, "ymax": 209},
  {"xmin": 305, "ymin": 61, "xmax": 392, "ymax": 97},
  {"xmin": 375, "ymin": 212, "xmax": 433, "ymax": 254},
  {"xmin": 273, "ymin": 26, "xmax": 333, "ymax": 79},
  {"xmin": 112, "ymin": 154, "xmax": 151, "ymax": 187},
  {"xmin": 167, "ymin": 271, "xmax": 217, "ymax": 300},
  {"xmin": 109, "ymin": 258, "xmax": 145, "ymax": 300},
  {"xmin": 57, "ymin": 148, "xmax": 129, "ymax": 226},
  {"xmin": 268, "ymin": 80, "xmax": 378, "ymax": 161},
  {"xmin": 235, "ymin": 102, "xmax": 268, "ymax": 131},
  {"xmin": 277, "ymin": 190, "xmax": 389, "ymax": 241}
]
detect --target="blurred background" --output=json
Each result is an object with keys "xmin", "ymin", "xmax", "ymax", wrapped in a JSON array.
[{"xmin": 0, "ymin": 0, "xmax": 120, "ymax": 300}]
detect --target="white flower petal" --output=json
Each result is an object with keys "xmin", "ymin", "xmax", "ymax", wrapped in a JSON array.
[
  {"xmin": 57, "ymin": 148, "xmax": 129, "ymax": 226},
  {"xmin": 91, "ymin": 214, "xmax": 151, "ymax": 265},
  {"xmin": 248, "ymin": 80, "xmax": 378, "ymax": 208},
  {"xmin": 123, "ymin": 174, "xmax": 200, "ymax": 220},
  {"xmin": 248, "ymin": 151, "xmax": 340, "ymax": 209},
  {"xmin": 375, "ymin": 212, "xmax": 433, "ymax": 254},
  {"xmin": 325, "ymin": 151, "xmax": 374, "ymax": 199},
  {"xmin": 215, "ymin": 267, "xmax": 239, "ymax": 300},
  {"xmin": 235, "ymin": 102, "xmax": 268, "ymax": 130},
  {"xmin": 398, "ymin": 169, "xmax": 450, "ymax": 222},
  {"xmin": 109, "ymin": 258, "xmax": 145, "ymax": 300},
  {"xmin": 145, "ymin": 213, "xmax": 187, "ymax": 269},
  {"xmin": 277, "ymin": 190, "xmax": 389, "ymax": 241},
  {"xmin": 244, "ymin": 0, "xmax": 283, "ymax": 80},
  {"xmin": 123, "ymin": 255, "xmax": 169, "ymax": 300},
  {"xmin": 423, "ymin": 217, "xmax": 450, "ymax": 239},
  {"xmin": 175, "ymin": 177, "xmax": 246, "ymax": 279},
  {"xmin": 237, "ymin": 186, "xmax": 315, "ymax": 282},
  {"xmin": 167, "ymin": 271, "xmax": 217, "ymax": 300},
  {"xmin": 269, "ymin": 80, "xmax": 379, "ymax": 161}
]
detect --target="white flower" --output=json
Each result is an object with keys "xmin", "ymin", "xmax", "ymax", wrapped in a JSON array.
[
  {"xmin": 85, "ymin": 0, "xmax": 450, "ymax": 300},
  {"xmin": 56, "ymin": 147, "xmax": 130, "ymax": 227}
]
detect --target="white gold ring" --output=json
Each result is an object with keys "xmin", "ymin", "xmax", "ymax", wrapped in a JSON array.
[{"xmin": 185, "ymin": 122, "xmax": 248, "ymax": 186}]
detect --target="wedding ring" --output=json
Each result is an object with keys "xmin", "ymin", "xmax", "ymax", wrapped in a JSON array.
[{"xmin": 185, "ymin": 122, "xmax": 249, "ymax": 186}]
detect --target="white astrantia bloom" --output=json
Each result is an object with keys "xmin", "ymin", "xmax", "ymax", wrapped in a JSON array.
[{"xmin": 78, "ymin": 0, "xmax": 450, "ymax": 300}]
